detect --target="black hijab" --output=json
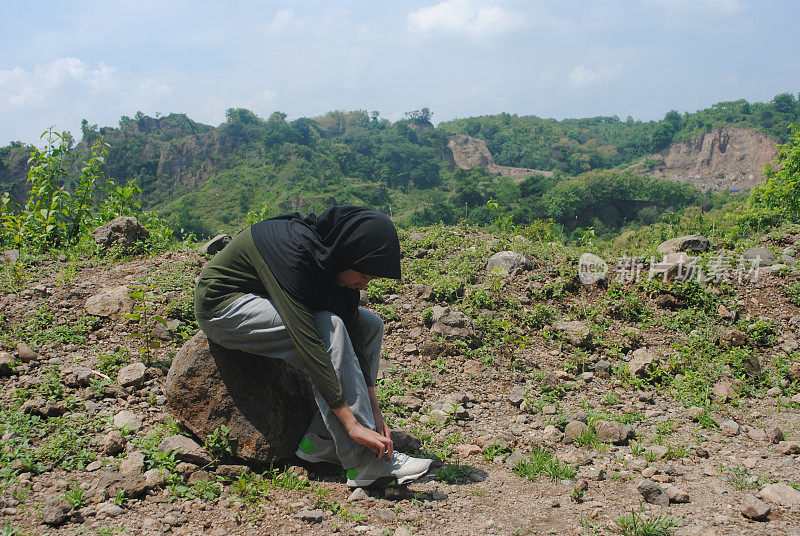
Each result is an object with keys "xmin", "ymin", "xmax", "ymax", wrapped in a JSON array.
[{"xmin": 250, "ymin": 206, "xmax": 400, "ymax": 314}]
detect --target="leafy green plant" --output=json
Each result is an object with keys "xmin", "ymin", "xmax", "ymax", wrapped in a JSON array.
[
  {"xmin": 434, "ymin": 462, "xmax": 472, "ymax": 484},
  {"xmin": 482, "ymin": 442, "xmax": 512, "ymax": 461},
  {"xmin": 124, "ymin": 285, "xmax": 168, "ymax": 365},
  {"xmin": 513, "ymin": 447, "xmax": 576, "ymax": 481},
  {"xmin": 95, "ymin": 349, "xmax": 131, "ymax": 377},
  {"xmin": 62, "ymin": 483, "xmax": 87, "ymax": 509},
  {"xmin": 613, "ymin": 507, "xmax": 678, "ymax": 536},
  {"xmin": 204, "ymin": 425, "xmax": 236, "ymax": 463}
]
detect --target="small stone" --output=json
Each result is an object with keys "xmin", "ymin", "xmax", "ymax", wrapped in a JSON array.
[
  {"xmin": 629, "ymin": 459, "xmax": 648, "ymax": 473},
  {"xmin": 741, "ymin": 494, "xmax": 770, "ymax": 521},
  {"xmin": 577, "ymin": 466, "xmax": 604, "ymax": 481},
  {"xmin": 85, "ymin": 460, "xmax": 103, "ymax": 472},
  {"xmin": 776, "ymin": 440, "xmax": 800, "ymax": 455},
  {"xmin": 563, "ymin": 421, "xmax": 589, "ymax": 444},
  {"xmin": 760, "ymin": 482, "xmax": 800, "ymax": 506},
  {"xmin": 41, "ymin": 497, "xmax": 71, "ymax": 526},
  {"xmin": 542, "ymin": 425, "xmax": 563, "ymax": 444},
  {"xmin": 144, "ymin": 468, "xmax": 167, "ymax": 488},
  {"xmin": 541, "ymin": 405, "xmax": 557, "ymax": 415},
  {"xmin": 0, "ymin": 352, "xmax": 15, "ymax": 376},
  {"xmin": 348, "ymin": 488, "xmax": 369, "ymax": 502},
  {"xmin": 628, "ymin": 348, "xmax": 657, "ymax": 378},
  {"xmin": 581, "ymin": 371, "xmax": 594, "ymax": 382},
  {"xmin": 455, "ymin": 444, "xmax": 482, "ymax": 457},
  {"xmin": 665, "ymin": 484, "xmax": 689, "ymax": 503},
  {"xmin": 198, "ymin": 234, "xmax": 231, "ymax": 256},
  {"xmin": 712, "ymin": 381, "xmax": 736, "ymax": 401},
  {"xmin": 393, "ymin": 527, "xmax": 414, "ymax": 536},
  {"xmin": 507, "ymin": 385, "xmax": 528, "ymax": 407},
  {"xmin": 102, "ymin": 430, "xmax": 125, "ymax": 455},
  {"xmin": 767, "ymin": 427, "xmax": 784, "ymax": 444},
  {"xmin": 766, "ymin": 386, "xmax": 782, "ymax": 397},
  {"xmin": 120, "ymin": 451, "xmax": 146, "ymax": 476},
  {"xmin": 97, "ymin": 502, "xmax": 124, "ymax": 519},
  {"xmin": 296, "ymin": 509, "xmax": 325, "ymax": 523},
  {"xmin": 644, "ymin": 445, "xmax": 668, "ymax": 460},
  {"xmin": 594, "ymin": 360, "xmax": 612, "ymax": 377},
  {"xmin": 142, "ymin": 518, "xmax": 162, "ymax": 532},
  {"xmin": 389, "ymin": 395, "xmax": 423, "ymax": 411},
  {"xmin": 720, "ymin": 420, "xmax": 740, "ymax": 436},
  {"xmin": 113, "ymin": 410, "xmax": 142, "ymax": 432},
  {"xmin": 215, "ymin": 465, "xmax": 252, "ymax": 480},
  {"xmin": 595, "ymin": 420, "xmax": 631, "ymax": 445},
  {"xmin": 16, "ymin": 343, "xmax": 38, "ymax": 363},
  {"xmin": 117, "ymin": 362, "xmax": 147, "ymax": 388},
  {"xmin": 383, "ymin": 486, "xmax": 407, "ymax": 501},
  {"xmin": 638, "ymin": 479, "xmax": 669, "ymax": 507},
  {"xmin": 158, "ymin": 435, "xmax": 211, "ymax": 465},
  {"xmin": 464, "ymin": 359, "xmax": 483, "ymax": 375}
]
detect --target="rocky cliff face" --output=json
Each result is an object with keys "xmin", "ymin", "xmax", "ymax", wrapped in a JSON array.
[
  {"xmin": 447, "ymin": 135, "xmax": 552, "ymax": 179},
  {"xmin": 642, "ymin": 127, "xmax": 778, "ymax": 191}
]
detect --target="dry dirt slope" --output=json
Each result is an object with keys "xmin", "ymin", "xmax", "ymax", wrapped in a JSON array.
[{"xmin": 0, "ymin": 226, "xmax": 799, "ymax": 536}]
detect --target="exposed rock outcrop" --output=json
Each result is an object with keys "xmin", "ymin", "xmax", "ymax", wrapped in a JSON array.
[
  {"xmin": 638, "ymin": 127, "xmax": 778, "ymax": 191},
  {"xmin": 448, "ymin": 135, "xmax": 553, "ymax": 179}
]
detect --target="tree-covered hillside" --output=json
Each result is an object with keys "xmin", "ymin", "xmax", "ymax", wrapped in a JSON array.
[{"xmin": 1, "ymin": 94, "xmax": 796, "ymax": 240}]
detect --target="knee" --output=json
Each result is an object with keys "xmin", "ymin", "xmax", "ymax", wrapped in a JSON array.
[{"xmin": 359, "ymin": 308, "xmax": 384, "ymax": 337}]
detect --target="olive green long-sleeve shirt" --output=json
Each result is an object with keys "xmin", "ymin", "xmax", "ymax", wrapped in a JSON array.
[{"xmin": 194, "ymin": 227, "xmax": 371, "ymax": 409}]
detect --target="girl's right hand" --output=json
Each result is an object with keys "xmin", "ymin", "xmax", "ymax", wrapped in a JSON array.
[{"xmin": 347, "ymin": 423, "xmax": 393, "ymax": 459}]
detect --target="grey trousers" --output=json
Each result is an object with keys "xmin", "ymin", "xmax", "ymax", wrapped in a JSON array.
[{"xmin": 196, "ymin": 294, "xmax": 383, "ymax": 468}]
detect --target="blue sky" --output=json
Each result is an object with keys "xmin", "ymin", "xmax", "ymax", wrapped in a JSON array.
[{"xmin": 1, "ymin": 0, "xmax": 797, "ymax": 145}]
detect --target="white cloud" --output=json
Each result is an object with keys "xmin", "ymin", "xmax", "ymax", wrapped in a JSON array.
[
  {"xmin": 567, "ymin": 62, "xmax": 622, "ymax": 87},
  {"xmin": 0, "ymin": 58, "xmax": 116, "ymax": 106},
  {"xmin": 408, "ymin": 0, "xmax": 519, "ymax": 36},
  {"xmin": 265, "ymin": 9, "xmax": 297, "ymax": 34}
]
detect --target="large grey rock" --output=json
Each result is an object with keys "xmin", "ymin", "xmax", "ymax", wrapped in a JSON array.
[
  {"xmin": 430, "ymin": 307, "xmax": 478, "ymax": 340},
  {"xmin": 199, "ymin": 234, "xmax": 231, "ymax": 256},
  {"xmin": 628, "ymin": 348, "xmax": 657, "ymax": 378},
  {"xmin": 552, "ymin": 320, "xmax": 592, "ymax": 347},
  {"xmin": 638, "ymin": 479, "xmax": 669, "ymax": 507},
  {"xmin": 165, "ymin": 331, "xmax": 317, "ymax": 465},
  {"xmin": 657, "ymin": 235, "xmax": 710, "ymax": 255},
  {"xmin": 84, "ymin": 285, "xmax": 133, "ymax": 320},
  {"xmin": 486, "ymin": 251, "xmax": 532, "ymax": 276},
  {"xmin": 93, "ymin": 216, "xmax": 149, "ymax": 249},
  {"xmin": 743, "ymin": 247, "xmax": 777, "ymax": 267}
]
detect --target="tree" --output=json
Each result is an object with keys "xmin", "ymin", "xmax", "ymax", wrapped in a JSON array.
[
  {"xmin": 650, "ymin": 122, "xmax": 676, "ymax": 152},
  {"xmin": 404, "ymin": 107, "xmax": 433, "ymax": 124},
  {"xmin": 773, "ymin": 93, "xmax": 797, "ymax": 115},
  {"xmin": 749, "ymin": 124, "xmax": 800, "ymax": 221},
  {"xmin": 664, "ymin": 110, "xmax": 682, "ymax": 131}
]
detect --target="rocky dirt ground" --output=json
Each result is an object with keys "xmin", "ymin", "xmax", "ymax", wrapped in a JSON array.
[{"xmin": 1, "ymin": 227, "xmax": 799, "ymax": 536}]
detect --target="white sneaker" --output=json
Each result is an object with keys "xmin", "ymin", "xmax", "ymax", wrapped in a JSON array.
[
  {"xmin": 295, "ymin": 432, "xmax": 340, "ymax": 464},
  {"xmin": 346, "ymin": 452, "xmax": 432, "ymax": 487}
]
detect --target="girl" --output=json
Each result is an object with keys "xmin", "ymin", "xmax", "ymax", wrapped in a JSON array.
[{"xmin": 194, "ymin": 206, "xmax": 431, "ymax": 486}]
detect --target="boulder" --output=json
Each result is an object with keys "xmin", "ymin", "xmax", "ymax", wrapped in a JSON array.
[
  {"xmin": 743, "ymin": 247, "xmax": 777, "ymax": 267},
  {"xmin": 41, "ymin": 496, "xmax": 71, "ymax": 526},
  {"xmin": 650, "ymin": 252, "xmax": 691, "ymax": 281},
  {"xmin": 84, "ymin": 286, "xmax": 133, "ymax": 320},
  {"xmin": 430, "ymin": 308, "xmax": 478, "ymax": 340},
  {"xmin": 102, "ymin": 430, "xmax": 125, "ymax": 455},
  {"xmin": 657, "ymin": 235, "xmax": 710, "ymax": 255},
  {"xmin": 199, "ymin": 234, "xmax": 231, "ymax": 256},
  {"xmin": 552, "ymin": 320, "xmax": 592, "ymax": 348},
  {"xmin": 113, "ymin": 410, "xmax": 142, "ymax": 432},
  {"xmin": 486, "ymin": 251, "xmax": 531, "ymax": 276},
  {"xmin": 92, "ymin": 216, "xmax": 149, "ymax": 249},
  {"xmin": 165, "ymin": 331, "xmax": 317, "ymax": 465},
  {"xmin": 712, "ymin": 380, "xmax": 736, "ymax": 401}
]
